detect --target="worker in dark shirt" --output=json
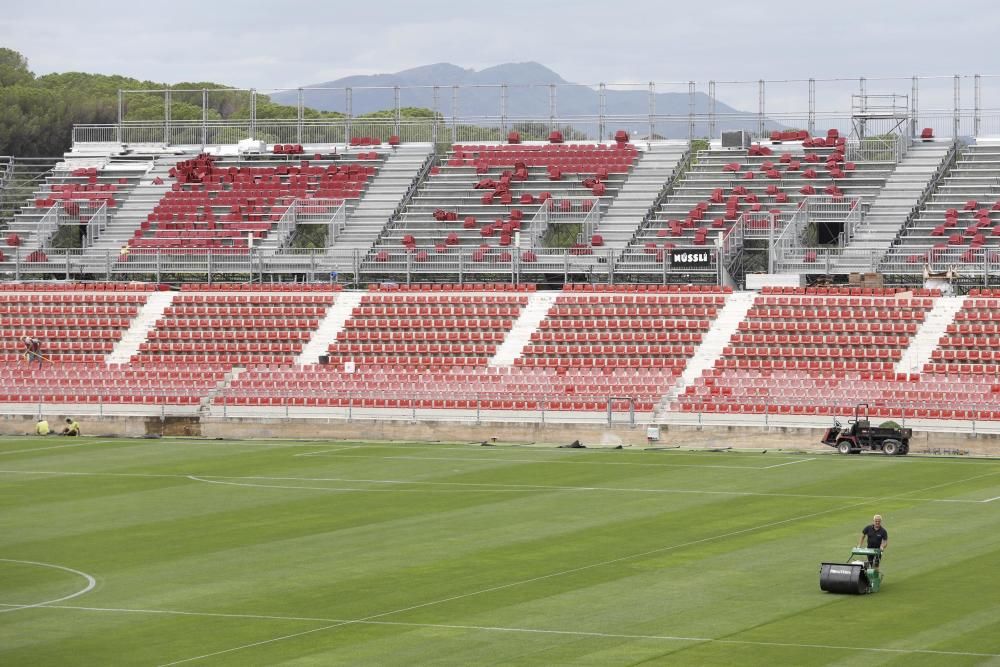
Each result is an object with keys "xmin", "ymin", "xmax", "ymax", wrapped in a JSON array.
[
  {"xmin": 23, "ymin": 336, "xmax": 43, "ymax": 368},
  {"xmin": 859, "ymin": 514, "xmax": 888, "ymax": 567}
]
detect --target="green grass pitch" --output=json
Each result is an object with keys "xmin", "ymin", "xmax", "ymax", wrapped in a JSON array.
[{"xmin": 1, "ymin": 436, "xmax": 998, "ymax": 666}]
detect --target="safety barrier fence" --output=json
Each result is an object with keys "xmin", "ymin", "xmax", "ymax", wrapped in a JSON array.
[
  {"xmin": 0, "ymin": 245, "xmax": 730, "ymax": 283},
  {"xmin": 74, "ymin": 114, "xmax": 957, "ymax": 148},
  {"xmin": 71, "ymin": 74, "xmax": 1000, "ymax": 146},
  {"xmin": 525, "ymin": 199, "xmax": 601, "ymax": 249},
  {"xmin": 3, "ymin": 393, "xmax": 641, "ymax": 426},
  {"xmin": 770, "ymin": 196, "xmax": 864, "ymax": 272},
  {"xmin": 9, "ymin": 394, "xmax": 1000, "ymax": 433},
  {"xmin": 265, "ymin": 199, "xmax": 346, "ymax": 250}
]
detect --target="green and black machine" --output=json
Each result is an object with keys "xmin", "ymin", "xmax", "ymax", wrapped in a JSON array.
[{"xmin": 820, "ymin": 548, "xmax": 884, "ymax": 594}]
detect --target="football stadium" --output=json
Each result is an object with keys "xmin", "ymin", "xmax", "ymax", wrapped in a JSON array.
[{"xmin": 2, "ymin": 5, "xmax": 999, "ymax": 663}]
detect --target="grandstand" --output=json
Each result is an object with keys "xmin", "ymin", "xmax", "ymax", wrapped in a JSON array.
[{"xmin": 3, "ymin": 76, "xmax": 1000, "ymax": 437}]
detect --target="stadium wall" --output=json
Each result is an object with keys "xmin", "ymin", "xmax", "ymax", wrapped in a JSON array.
[{"xmin": 3, "ymin": 414, "xmax": 999, "ymax": 455}]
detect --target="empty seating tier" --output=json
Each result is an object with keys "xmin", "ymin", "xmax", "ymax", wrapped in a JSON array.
[
  {"xmin": 1, "ymin": 290, "xmax": 149, "ymax": 362},
  {"xmin": 888, "ymin": 144, "xmax": 1000, "ymax": 266},
  {"xmin": 629, "ymin": 136, "xmax": 893, "ymax": 257},
  {"xmin": 0, "ymin": 364, "xmax": 227, "ymax": 406},
  {"xmin": 135, "ymin": 290, "xmax": 338, "ymax": 366},
  {"xmin": 675, "ymin": 287, "xmax": 941, "ymax": 418},
  {"xmin": 378, "ymin": 143, "xmax": 638, "ymax": 257},
  {"xmin": 129, "ymin": 153, "xmax": 379, "ymax": 252},
  {"xmin": 327, "ymin": 290, "xmax": 529, "ymax": 366}
]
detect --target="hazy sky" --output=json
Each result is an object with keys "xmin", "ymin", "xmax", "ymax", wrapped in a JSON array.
[{"xmin": 4, "ymin": 0, "xmax": 1000, "ymax": 110}]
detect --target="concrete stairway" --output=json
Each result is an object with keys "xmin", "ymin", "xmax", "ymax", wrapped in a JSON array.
[
  {"xmin": 895, "ymin": 295, "xmax": 965, "ymax": 374},
  {"xmin": 76, "ymin": 157, "xmax": 179, "ymax": 273},
  {"xmin": 597, "ymin": 142, "xmax": 688, "ymax": 248},
  {"xmin": 106, "ymin": 290, "xmax": 177, "ymax": 364},
  {"xmin": 0, "ymin": 157, "xmax": 62, "ymax": 226},
  {"xmin": 295, "ymin": 290, "xmax": 366, "ymax": 364},
  {"xmin": 489, "ymin": 292, "xmax": 558, "ymax": 366},
  {"xmin": 655, "ymin": 290, "xmax": 758, "ymax": 417},
  {"xmin": 836, "ymin": 143, "xmax": 952, "ymax": 270},
  {"xmin": 201, "ymin": 366, "xmax": 246, "ymax": 413},
  {"xmin": 1, "ymin": 158, "xmax": 154, "ymax": 260},
  {"xmin": 333, "ymin": 144, "xmax": 434, "ymax": 251}
]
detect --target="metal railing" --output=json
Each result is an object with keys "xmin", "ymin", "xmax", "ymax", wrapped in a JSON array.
[
  {"xmin": 576, "ymin": 199, "xmax": 601, "ymax": 245},
  {"xmin": 82, "ymin": 201, "xmax": 109, "ymax": 248},
  {"xmin": 739, "ymin": 211, "xmax": 781, "ymax": 241},
  {"xmin": 527, "ymin": 198, "xmax": 549, "ymax": 248},
  {"xmin": 0, "ymin": 156, "xmax": 15, "ymax": 225},
  {"xmin": 72, "ymin": 74, "xmax": 1000, "ymax": 147},
  {"xmin": 34, "ymin": 202, "xmax": 60, "ymax": 249},
  {"xmin": 844, "ymin": 133, "xmax": 910, "ymax": 164},
  {"xmin": 0, "ymin": 156, "xmax": 13, "ymax": 192},
  {"xmin": 893, "ymin": 139, "xmax": 961, "ymax": 243},
  {"xmin": 770, "ymin": 196, "xmax": 863, "ymax": 272},
  {"xmin": 523, "ymin": 199, "xmax": 600, "ymax": 249},
  {"xmin": 265, "ymin": 198, "xmax": 346, "ymax": 250},
  {"xmin": 0, "ymin": 245, "xmax": 730, "ymax": 284}
]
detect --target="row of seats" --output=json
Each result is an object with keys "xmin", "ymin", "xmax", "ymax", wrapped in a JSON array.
[{"xmin": 133, "ymin": 154, "xmax": 379, "ymax": 250}]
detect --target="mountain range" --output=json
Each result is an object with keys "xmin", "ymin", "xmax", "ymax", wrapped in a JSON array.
[{"xmin": 270, "ymin": 62, "xmax": 769, "ymax": 139}]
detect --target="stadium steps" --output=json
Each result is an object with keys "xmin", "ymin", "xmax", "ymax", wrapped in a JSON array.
[
  {"xmin": 833, "ymin": 143, "xmax": 953, "ymax": 270},
  {"xmin": 895, "ymin": 295, "xmax": 966, "ymax": 374},
  {"xmin": 106, "ymin": 290, "xmax": 177, "ymax": 364},
  {"xmin": 595, "ymin": 142, "xmax": 688, "ymax": 248},
  {"xmin": 0, "ymin": 157, "xmax": 123, "ymax": 256},
  {"xmin": 295, "ymin": 290, "xmax": 366, "ymax": 365},
  {"xmin": 0, "ymin": 157, "xmax": 61, "ymax": 227},
  {"xmin": 80, "ymin": 157, "xmax": 181, "ymax": 266},
  {"xmin": 488, "ymin": 292, "xmax": 559, "ymax": 366},
  {"xmin": 333, "ymin": 144, "xmax": 434, "ymax": 251},
  {"xmin": 656, "ymin": 290, "xmax": 757, "ymax": 417},
  {"xmin": 201, "ymin": 366, "xmax": 247, "ymax": 412}
]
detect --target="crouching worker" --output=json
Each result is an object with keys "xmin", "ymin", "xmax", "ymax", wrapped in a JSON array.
[
  {"xmin": 59, "ymin": 418, "xmax": 80, "ymax": 437},
  {"xmin": 35, "ymin": 419, "xmax": 51, "ymax": 435}
]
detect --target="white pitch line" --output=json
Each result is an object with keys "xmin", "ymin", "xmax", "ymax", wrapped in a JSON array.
[
  {"xmin": 293, "ymin": 445, "xmax": 364, "ymax": 458},
  {"xmin": 3, "ymin": 602, "xmax": 995, "ymax": 660},
  {"xmin": 1, "ymin": 468, "xmax": 993, "ymax": 503},
  {"xmin": 983, "ymin": 496, "xmax": 1000, "ymax": 503},
  {"xmin": 764, "ymin": 458, "xmax": 816, "ymax": 469},
  {"xmin": 193, "ymin": 474, "xmax": 998, "ymax": 504},
  {"xmin": 186, "ymin": 475, "xmax": 387, "ymax": 493},
  {"xmin": 0, "ymin": 469, "xmax": 181, "ymax": 479},
  {"xmin": 0, "ymin": 559, "xmax": 96, "ymax": 613},
  {"xmin": 198, "ymin": 474, "xmax": 869, "ymax": 501},
  {"xmin": 0, "ymin": 441, "xmax": 110, "ymax": 456},
  {"xmin": 158, "ymin": 498, "xmax": 879, "ymax": 666},
  {"xmin": 363, "ymin": 454, "xmax": 771, "ymax": 470},
  {"xmin": 158, "ymin": 621, "xmax": 355, "ymax": 666},
  {"xmin": 155, "ymin": 466, "xmax": 1000, "ymax": 664}
]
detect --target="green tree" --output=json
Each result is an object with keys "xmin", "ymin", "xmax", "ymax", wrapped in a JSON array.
[{"xmin": 0, "ymin": 47, "xmax": 33, "ymax": 87}]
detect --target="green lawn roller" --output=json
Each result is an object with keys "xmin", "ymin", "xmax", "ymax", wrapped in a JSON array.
[{"xmin": 819, "ymin": 548, "xmax": 884, "ymax": 594}]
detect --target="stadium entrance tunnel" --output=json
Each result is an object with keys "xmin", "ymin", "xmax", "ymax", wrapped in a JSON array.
[{"xmin": 145, "ymin": 417, "xmax": 201, "ymax": 438}]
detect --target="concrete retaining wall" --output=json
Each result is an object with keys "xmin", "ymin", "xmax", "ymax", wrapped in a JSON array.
[{"xmin": 2, "ymin": 414, "xmax": 999, "ymax": 456}]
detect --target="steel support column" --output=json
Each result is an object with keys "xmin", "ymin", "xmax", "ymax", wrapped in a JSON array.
[
  {"xmin": 688, "ymin": 81, "xmax": 695, "ymax": 140},
  {"xmin": 757, "ymin": 79, "xmax": 765, "ymax": 137},
  {"xmin": 297, "ymin": 88, "xmax": 304, "ymax": 144},
  {"xmin": 346, "ymin": 87, "xmax": 353, "ymax": 143},
  {"xmin": 598, "ymin": 83, "xmax": 607, "ymax": 141},
  {"xmin": 648, "ymin": 82, "xmax": 655, "ymax": 141},
  {"xmin": 808, "ymin": 78, "xmax": 816, "ymax": 136},
  {"xmin": 708, "ymin": 80, "xmax": 717, "ymax": 138},
  {"xmin": 954, "ymin": 74, "xmax": 961, "ymax": 139}
]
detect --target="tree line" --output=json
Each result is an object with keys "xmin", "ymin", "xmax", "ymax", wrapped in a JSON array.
[{"xmin": 1, "ymin": 48, "xmax": 591, "ymax": 158}]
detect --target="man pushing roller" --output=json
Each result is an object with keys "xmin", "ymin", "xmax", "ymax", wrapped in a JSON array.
[{"xmin": 859, "ymin": 514, "xmax": 888, "ymax": 567}]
